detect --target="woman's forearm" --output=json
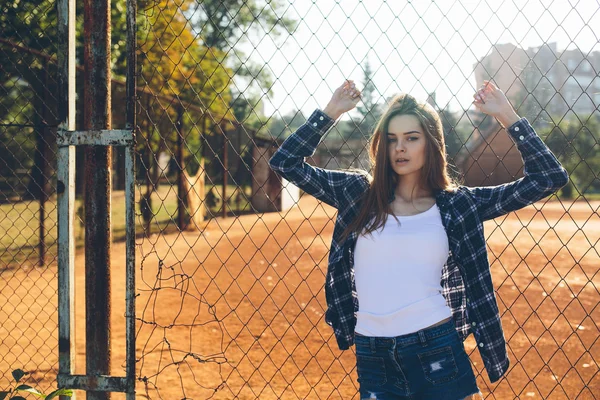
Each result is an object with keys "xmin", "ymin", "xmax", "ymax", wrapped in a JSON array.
[{"xmin": 496, "ymin": 109, "xmax": 521, "ymax": 129}]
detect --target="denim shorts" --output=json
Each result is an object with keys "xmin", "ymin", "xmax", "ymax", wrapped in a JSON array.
[{"xmin": 354, "ymin": 318, "xmax": 481, "ymax": 399}]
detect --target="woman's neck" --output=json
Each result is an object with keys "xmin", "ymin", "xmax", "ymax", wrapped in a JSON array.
[{"xmin": 394, "ymin": 185, "xmax": 433, "ymax": 202}]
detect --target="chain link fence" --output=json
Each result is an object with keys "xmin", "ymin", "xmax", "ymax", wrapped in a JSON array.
[
  {"xmin": 0, "ymin": 0, "xmax": 62, "ymax": 391},
  {"xmin": 1, "ymin": 0, "xmax": 599, "ymax": 399}
]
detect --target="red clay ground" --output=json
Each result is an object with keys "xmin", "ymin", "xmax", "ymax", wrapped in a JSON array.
[{"xmin": 1, "ymin": 195, "xmax": 599, "ymax": 399}]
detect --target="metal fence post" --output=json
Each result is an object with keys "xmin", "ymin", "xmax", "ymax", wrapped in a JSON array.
[
  {"xmin": 125, "ymin": 0, "xmax": 137, "ymax": 397},
  {"xmin": 83, "ymin": 0, "xmax": 111, "ymax": 398},
  {"xmin": 56, "ymin": 0, "xmax": 76, "ymax": 399}
]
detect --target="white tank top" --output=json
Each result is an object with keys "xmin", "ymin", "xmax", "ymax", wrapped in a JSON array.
[{"xmin": 353, "ymin": 203, "xmax": 452, "ymax": 337}]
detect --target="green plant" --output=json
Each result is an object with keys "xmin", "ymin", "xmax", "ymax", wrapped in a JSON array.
[{"xmin": 0, "ymin": 369, "xmax": 72, "ymax": 400}]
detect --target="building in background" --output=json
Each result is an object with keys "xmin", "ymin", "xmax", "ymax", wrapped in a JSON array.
[
  {"xmin": 458, "ymin": 42, "xmax": 600, "ymax": 186},
  {"xmin": 474, "ymin": 42, "xmax": 600, "ymax": 118}
]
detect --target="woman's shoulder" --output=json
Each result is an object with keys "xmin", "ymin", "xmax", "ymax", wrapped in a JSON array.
[
  {"xmin": 435, "ymin": 184, "xmax": 462, "ymax": 196},
  {"xmin": 438, "ymin": 185, "xmax": 487, "ymax": 211},
  {"xmin": 434, "ymin": 185, "xmax": 475, "ymax": 206}
]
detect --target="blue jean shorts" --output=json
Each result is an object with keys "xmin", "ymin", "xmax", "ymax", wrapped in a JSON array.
[{"xmin": 354, "ymin": 318, "xmax": 481, "ymax": 399}]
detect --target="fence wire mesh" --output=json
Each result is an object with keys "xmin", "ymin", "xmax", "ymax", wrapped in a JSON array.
[
  {"xmin": 1, "ymin": 0, "xmax": 599, "ymax": 399},
  {"xmin": 0, "ymin": 0, "xmax": 61, "ymax": 395}
]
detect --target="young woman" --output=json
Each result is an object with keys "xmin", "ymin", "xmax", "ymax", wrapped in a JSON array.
[{"xmin": 268, "ymin": 80, "xmax": 569, "ymax": 399}]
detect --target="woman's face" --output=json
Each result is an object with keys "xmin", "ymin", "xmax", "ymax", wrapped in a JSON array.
[{"xmin": 386, "ymin": 114, "xmax": 427, "ymax": 177}]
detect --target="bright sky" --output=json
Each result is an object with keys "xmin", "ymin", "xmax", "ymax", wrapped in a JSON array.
[{"xmin": 240, "ymin": 0, "xmax": 600, "ymax": 120}]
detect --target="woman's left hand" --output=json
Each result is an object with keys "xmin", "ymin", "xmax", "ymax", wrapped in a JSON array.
[{"xmin": 472, "ymin": 80, "xmax": 520, "ymax": 128}]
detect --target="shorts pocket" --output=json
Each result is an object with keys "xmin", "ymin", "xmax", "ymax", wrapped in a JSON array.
[
  {"xmin": 356, "ymin": 354, "xmax": 387, "ymax": 386},
  {"xmin": 417, "ymin": 346, "xmax": 458, "ymax": 385}
]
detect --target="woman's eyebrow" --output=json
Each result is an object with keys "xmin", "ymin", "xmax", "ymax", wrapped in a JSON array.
[{"xmin": 386, "ymin": 131, "xmax": 421, "ymax": 136}]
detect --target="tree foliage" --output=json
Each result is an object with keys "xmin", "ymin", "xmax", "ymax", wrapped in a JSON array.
[
  {"xmin": 137, "ymin": 0, "xmax": 233, "ymax": 157},
  {"xmin": 0, "ymin": 0, "xmax": 127, "ymax": 198},
  {"xmin": 347, "ymin": 59, "xmax": 382, "ymax": 140},
  {"xmin": 541, "ymin": 115, "xmax": 600, "ymax": 197}
]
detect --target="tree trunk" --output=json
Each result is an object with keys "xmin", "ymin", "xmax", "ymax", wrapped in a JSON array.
[{"xmin": 181, "ymin": 157, "xmax": 206, "ymax": 230}]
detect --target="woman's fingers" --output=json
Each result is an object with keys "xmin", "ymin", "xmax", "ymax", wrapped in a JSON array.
[
  {"xmin": 342, "ymin": 80, "xmax": 361, "ymax": 99},
  {"xmin": 483, "ymin": 80, "xmax": 498, "ymax": 91},
  {"xmin": 338, "ymin": 80, "xmax": 353, "ymax": 93},
  {"xmin": 473, "ymin": 81, "xmax": 515, "ymax": 117},
  {"xmin": 346, "ymin": 90, "xmax": 360, "ymax": 99},
  {"xmin": 328, "ymin": 80, "xmax": 361, "ymax": 114},
  {"xmin": 473, "ymin": 89, "xmax": 486, "ymax": 104},
  {"xmin": 481, "ymin": 81, "xmax": 497, "ymax": 99}
]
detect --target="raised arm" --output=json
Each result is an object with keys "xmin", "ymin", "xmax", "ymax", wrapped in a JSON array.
[
  {"xmin": 464, "ymin": 81, "xmax": 569, "ymax": 221},
  {"xmin": 268, "ymin": 81, "xmax": 366, "ymax": 210}
]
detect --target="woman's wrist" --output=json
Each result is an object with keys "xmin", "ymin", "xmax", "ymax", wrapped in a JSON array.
[
  {"xmin": 495, "ymin": 108, "xmax": 520, "ymax": 129},
  {"xmin": 323, "ymin": 104, "xmax": 343, "ymax": 120}
]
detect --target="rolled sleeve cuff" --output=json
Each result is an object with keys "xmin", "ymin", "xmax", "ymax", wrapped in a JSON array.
[
  {"xmin": 306, "ymin": 109, "xmax": 336, "ymax": 135},
  {"xmin": 506, "ymin": 117, "xmax": 532, "ymax": 143}
]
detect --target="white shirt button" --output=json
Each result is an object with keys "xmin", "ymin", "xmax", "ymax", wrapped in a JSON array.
[
  {"xmin": 514, "ymin": 126, "xmax": 520, "ymax": 131},
  {"xmin": 472, "ymin": 322, "xmax": 476, "ymax": 327},
  {"xmin": 519, "ymin": 135, "xmax": 524, "ymax": 140},
  {"xmin": 479, "ymin": 342, "xmax": 484, "ymax": 347},
  {"xmin": 320, "ymin": 116, "xmax": 324, "ymax": 120},
  {"xmin": 312, "ymin": 122, "xmax": 318, "ymax": 127}
]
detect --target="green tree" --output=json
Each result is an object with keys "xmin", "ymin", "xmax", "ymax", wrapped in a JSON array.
[
  {"xmin": 137, "ymin": 0, "xmax": 233, "ymax": 194},
  {"xmin": 189, "ymin": 0, "xmax": 294, "ymax": 50},
  {"xmin": 351, "ymin": 59, "xmax": 381, "ymax": 140},
  {"xmin": 0, "ymin": 0, "xmax": 128, "ymax": 198},
  {"xmin": 542, "ymin": 115, "xmax": 600, "ymax": 198},
  {"xmin": 438, "ymin": 107, "xmax": 463, "ymax": 161},
  {"xmin": 262, "ymin": 110, "xmax": 306, "ymax": 140},
  {"xmin": 184, "ymin": 0, "xmax": 296, "ymax": 126},
  {"xmin": 0, "ymin": 78, "xmax": 38, "ymax": 197},
  {"xmin": 230, "ymin": 90, "xmax": 266, "ymax": 132}
]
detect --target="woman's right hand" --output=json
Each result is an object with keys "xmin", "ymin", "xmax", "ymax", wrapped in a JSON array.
[
  {"xmin": 472, "ymin": 80, "xmax": 520, "ymax": 128},
  {"xmin": 323, "ymin": 80, "xmax": 362, "ymax": 120}
]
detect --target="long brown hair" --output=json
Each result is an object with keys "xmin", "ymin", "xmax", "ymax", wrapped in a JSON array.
[{"xmin": 339, "ymin": 93, "xmax": 460, "ymax": 242}]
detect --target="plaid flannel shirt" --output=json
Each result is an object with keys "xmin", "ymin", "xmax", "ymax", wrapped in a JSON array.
[{"xmin": 268, "ymin": 108, "xmax": 569, "ymax": 383}]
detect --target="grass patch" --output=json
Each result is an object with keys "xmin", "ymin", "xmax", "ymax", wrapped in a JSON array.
[{"xmin": 0, "ymin": 184, "xmax": 252, "ymax": 268}]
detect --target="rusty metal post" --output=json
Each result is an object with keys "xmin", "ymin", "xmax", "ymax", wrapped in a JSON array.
[
  {"xmin": 222, "ymin": 123, "xmax": 228, "ymax": 219},
  {"xmin": 57, "ymin": 0, "xmax": 76, "ymax": 398},
  {"xmin": 177, "ymin": 105, "xmax": 186, "ymax": 230},
  {"xmin": 56, "ymin": 132, "xmax": 134, "ymax": 396},
  {"xmin": 83, "ymin": 0, "xmax": 112, "ymax": 398},
  {"xmin": 57, "ymin": 0, "xmax": 135, "ymax": 395},
  {"xmin": 125, "ymin": 0, "xmax": 137, "ymax": 396}
]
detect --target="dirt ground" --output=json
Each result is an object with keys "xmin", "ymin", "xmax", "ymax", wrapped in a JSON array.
[{"xmin": 1, "ymin": 195, "xmax": 599, "ymax": 399}]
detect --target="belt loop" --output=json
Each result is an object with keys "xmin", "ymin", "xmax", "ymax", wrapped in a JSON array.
[
  {"xmin": 370, "ymin": 337, "xmax": 376, "ymax": 354},
  {"xmin": 418, "ymin": 330, "xmax": 427, "ymax": 347}
]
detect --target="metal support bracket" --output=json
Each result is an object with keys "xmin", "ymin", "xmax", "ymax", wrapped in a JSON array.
[
  {"xmin": 57, "ymin": 375, "xmax": 129, "ymax": 393},
  {"xmin": 57, "ymin": 129, "xmax": 136, "ymax": 397},
  {"xmin": 57, "ymin": 129, "xmax": 134, "ymax": 147}
]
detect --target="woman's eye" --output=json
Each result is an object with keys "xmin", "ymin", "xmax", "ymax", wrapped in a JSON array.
[{"xmin": 387, "ymin": 137, "xmax": 417, "ymax": 142}]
